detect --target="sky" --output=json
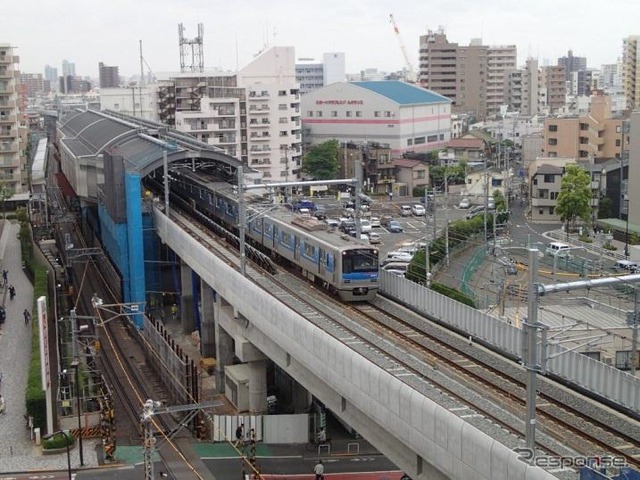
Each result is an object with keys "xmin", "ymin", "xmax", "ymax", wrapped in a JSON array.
[{"xmin": 4, "ymin": 0, "xmax": 640, "ymax": 80}]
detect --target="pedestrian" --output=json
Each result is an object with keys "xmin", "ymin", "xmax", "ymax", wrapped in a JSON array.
[
  {"xmin": 388, "ymin": 191, "xmax": 393, "ymax": 202},
  {"xmin": 2, "ymin": 269, "xmax": 7, "ymax": 285},
  {"xmin": 314, "ymin": 459, "xmax": 324, "ymax": 480},
  {"xmin": 235, "ymin": 423, "xmax": 244, "ymax": 447},
  {"xmin": 9, "ymin": 285, "xmax": 15, "ymax": 300},
  {"xmin": 170, "ymin": 303, "xmax": 178, "ymax": 321},
  {"xmin": 24, "ymin": 309, "xmax": 30, "ymax": 325},
  {"xmin": 0, "ymin": 394, "xmax": 5, "ymax": 414}
]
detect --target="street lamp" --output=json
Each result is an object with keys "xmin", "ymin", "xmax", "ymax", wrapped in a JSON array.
[
  {"xmin": 71, "ymin": 360, "xmax": 84, "ymax": 466},
  {"xmin": 51, "ymin": 430, "xmax": 73, "ymax": 480}
]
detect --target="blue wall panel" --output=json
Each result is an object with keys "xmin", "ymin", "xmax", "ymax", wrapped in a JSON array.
[{"xmin": 125, "ymin": 172, "xmax": 145, "ymax": 329}]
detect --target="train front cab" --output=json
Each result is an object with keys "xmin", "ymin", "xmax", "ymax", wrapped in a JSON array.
[{"xmin": 338, "ymin": 247, "xmax": 379, "ymax": 301}]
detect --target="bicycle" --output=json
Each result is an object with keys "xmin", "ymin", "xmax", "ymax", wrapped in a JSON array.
[{"xmin": 306, "ymin": 437, "xmax": 331, "ymax": 452}]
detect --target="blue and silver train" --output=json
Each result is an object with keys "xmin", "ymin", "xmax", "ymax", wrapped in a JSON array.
[{"xmin": 163, "ymin": 169, "xmax": 379, "ymax": 302}]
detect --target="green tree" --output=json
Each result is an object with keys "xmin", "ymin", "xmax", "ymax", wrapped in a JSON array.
[
  {"xmin": 301, "ymin": 140, "xmax": 339, "ymax": 180},
  {"xmin": 492, "ymin": 189, "xmax": 506, "ymax": 211},
  {"xmin": 597, "ymin": 196, "xmax": 613, "ymax": 219},
  {"xmin": 555, "ymin": 164, "xmax": 592, "ymax": 233}
]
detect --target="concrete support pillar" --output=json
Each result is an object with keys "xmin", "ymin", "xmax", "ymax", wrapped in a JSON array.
[
  {"xmin": 200, "ymin": 283, "xmax": 216, "ymax": 358},
  {"xmin": 248, "ymin": 360, "xmax": 267, "ymax": 414},
  {"xmin": 180, "ymin": 260, "xmax": 195, "ymax": 333},
  {"xmin": 214, "ymin": 300, "xmax": 234, "ymax": 392}
]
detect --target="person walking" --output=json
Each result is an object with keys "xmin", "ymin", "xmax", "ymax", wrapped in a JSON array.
[
  {"xmin": 314, "ymin": 460, "xmax": 324, "ymax": 480},
  {"xmin": 170, "ymin": 303, "xmax": 178, "ymax": 321},
  {"xmin": 9, "ymin": 285, "xmax": 15, "ymax": 300},
  {"xmin": 0, "ymin": 394, "xmax": 6, "ymax": 414},
  {"xmin": 2, "ymin": 269, "xmax": 7, "ymax": 286},
  {"xmin": 234, "ymin": 423, "xmax": 244, "ymax": 447},
  {"xmin": 23, "ymin": 309, "xmax": 31, "ymax": 325}
]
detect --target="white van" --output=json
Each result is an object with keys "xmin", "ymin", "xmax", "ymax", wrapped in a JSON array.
[{"xmin": 546, "ymin": 242, "xmax": 571, "ymax": 257}]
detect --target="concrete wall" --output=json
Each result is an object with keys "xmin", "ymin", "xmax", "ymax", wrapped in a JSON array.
[{"xmin": 155, "ymin": 209, "xmax": 555, "ymax": 480}]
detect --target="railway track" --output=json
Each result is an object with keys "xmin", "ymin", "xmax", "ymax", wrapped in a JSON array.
[
  {"xmin": 169, "ymin": 204, "xmax": 640, "ymax": 478},
  {"xmin": 61, "ymin": 220, "xmax": 208, "ymax": 478}
]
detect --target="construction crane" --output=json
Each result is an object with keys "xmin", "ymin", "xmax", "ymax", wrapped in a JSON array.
[{"xmin": 389, "ymin": 14, "xmax": 416, "ymax": 83}]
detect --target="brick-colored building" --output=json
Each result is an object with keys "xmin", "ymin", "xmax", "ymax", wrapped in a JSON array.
[{"xmin": 543, "ymin": 93, "xmax": 622, "ymax": 160}]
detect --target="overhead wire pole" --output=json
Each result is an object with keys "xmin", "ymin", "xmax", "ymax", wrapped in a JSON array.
[{"xmin": 238, "ymin": 167, "xmax": 247, "ymax": 277}]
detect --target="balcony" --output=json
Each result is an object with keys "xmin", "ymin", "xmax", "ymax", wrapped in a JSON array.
[
  {"xmin": 0, "ymin": 142, "xmax": 17, "ymax": 152},
  {"xmin": 250, "ymin": 133, "xmax": 271, "ymax": 141},
  {"xmin": 249, "ymin": 120, "xmax": 270, "ymax": 128},
  {"xmin": 0, "ymin": 129, "xmax": 14, "ymax": 138},
  {"xmin": 248, "ymin": 92, "xmax": 270, "ymax": 100},
  {"xmin": 248, "ymin": 106, "xmax": 270, "ymax": 114},
  {"xmin": 0, "ymin": 114, "xmax": 16, "ymax": 124}
]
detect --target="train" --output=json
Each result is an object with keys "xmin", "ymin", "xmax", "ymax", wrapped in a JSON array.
[{"xmin": 153, "ymin": 168, "xmax": 379, "ymax": 302}]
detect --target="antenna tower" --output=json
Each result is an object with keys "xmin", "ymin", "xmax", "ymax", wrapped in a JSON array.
[{"xmin": 178, "ymin": 23, "xmax": 204, "ymax": 73}]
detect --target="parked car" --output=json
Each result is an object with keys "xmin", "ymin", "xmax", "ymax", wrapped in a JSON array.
[
  {"xmin": 400, "ymin": 205, "xmax": 412, "ymax": 217},
  {"xmin": 325, "ymin": 218, "xmax": 340, "ymax": 228},
  {"xmin": 382, "ymin": 251, "xmax": 413, "ymax": 265},
  {"xmin": 613, "ymin": 259, "xmax": 639, "ymax": 272},
  {"xmin": 459, "ymin": 198, "xmax": 471, "ymax": 209},
  {"xmin": 368, "ymin": 231, "xmax": 382, "ymax": 244},
  {"xmin": 370, "ymin": 217, "xmax": 381, "ymax": 228},
  {"xmin": 487, "ymin": 196, "xmax": 495, "ymax": 210},
  {"xmin": 545, "ymin": 242, "xmax": 572, "ymax": 258},
  {"xmin": 359, "ymin": 219, "xmax": 372, "ymax": 233},
  {"xmin": 412, "ymin": 204, "xmax": 426, "ymax": 216},
  {"xmin": 386, "ymin": 220, "xmax": 404, "ymax": 233}
]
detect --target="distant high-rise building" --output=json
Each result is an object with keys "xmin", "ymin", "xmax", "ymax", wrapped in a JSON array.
[
  {"xmin": 600, "ymin": 62, "xmax": 622, "ymax": 89},
  {"xmin": 557, "ymin": 50, "xmax": 587, "ymax": 82},
  {"xmin": 0, "ymin": 44, "xmax": 27, "ymax": 195},
  {"xmin": 44, "ymin": 64, "xmax": 58, "ymax": 90},
  {"xmin": 571, "ymin": 69, "xmax": 599, "ymax": 96},
  {"xmin": 98, "ymin": 62, "xmax": 120, "ymax": 88},
  {"xmin": 295, "ymin": 52, "xmax": 345, "ymax": 95},
  {"xmin": 62, "ymin": 59, "xmax": 76, "ymax": 77},
  {"xmin": 418, "ymin": 28, "xmax": 515, "ymax": 118},
  {"xmin": 623, "ymin": 36, "xmax": 640, "ymax": 110},
  {"xmin": 20, "ymin": 73, "xmax": 49, "ymax": 98},
  {"xmin": 540, "ymin": 65, "xmax": 566, "ymax": 113}
]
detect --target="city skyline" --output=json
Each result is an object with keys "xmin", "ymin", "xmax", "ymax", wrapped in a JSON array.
[{"xmin": 5, "ymin": 0, "xmax": 640, "ymax": 78}]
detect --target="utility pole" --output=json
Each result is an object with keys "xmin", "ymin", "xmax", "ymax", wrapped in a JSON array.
[
  {"xmin": 355, "ymin": 160, "xmax": 362, "ymax": 239},
  {"xmin": 444, "ymin": 171, "xmax": 449, "ymax": 265},
  {"xmin": 523, "ymin": 249, "xmax": 541, "ymax": 454},
  {"xmin": 425, "ymin": 189, "xmax": 431, "ymax": 287},
  {"xmin": 237, "ymin": 167, "xmax": 246, "ymax": 276}
]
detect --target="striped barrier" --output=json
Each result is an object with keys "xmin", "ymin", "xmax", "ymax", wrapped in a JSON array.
[{"xmin": 69, "ymin": 426, "xmax": 102, "ymax": 438}]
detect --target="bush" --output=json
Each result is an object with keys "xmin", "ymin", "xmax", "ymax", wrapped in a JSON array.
[
  {"xmin": 603, "ymin": 242, "xmax": 617, "ymax": 251},
  {"xmin": 430, "ymin": 282, "xmax": 476, "ymax": 308},
  {"xmin": 579, "ymin": 235, "xmax": 593, "ymax": 243},
  {"xmin": 42, "ymin": 431, "xmax": 75, "ymax": 450}
]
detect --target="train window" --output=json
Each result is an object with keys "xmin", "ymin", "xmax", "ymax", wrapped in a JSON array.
[
  {"xmin": 280, "ymin": 232, "xmax": 293, "ymax": 249},
  {"xmin": 253, "ymin": 220, "xmax": 262, "ymax": 233},
  {"xmin": 302, "ymin": 242, "xmax": 316, "ymax": 260},
  {"xmin": 326, "ymin": 253, "xmax": 335, "ymax": 272},
  {"xmin": 226, "ymin": 203, "xmax": 234, "ymax": 216},
  {"xmin": 342, "ymin": 250, "xmax": 379, "ymax": 274},
  {"xmin": 216, "ymin": 197, "xmax": 224, "ymax": 209},
  {"xmin": 264, "ymin": 222, "xmax": 273, "ymax": 239}
]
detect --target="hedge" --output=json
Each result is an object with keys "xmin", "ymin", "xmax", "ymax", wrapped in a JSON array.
[
  {"xmin": 42, "ymin": 430, "xmax": 75, "ymax": 449},
  {"xmin": 21, "ymin": 222, "xmax": 48, "ymax": 433}
]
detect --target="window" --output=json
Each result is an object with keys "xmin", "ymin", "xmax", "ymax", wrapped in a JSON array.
[
  {"xmin": 346, "ymin": 111, "xmax": 352, "ymax": 117},
  {"xmin": 548, "ymin": 124, "xmax": 558, "ymax": 132},
  {"xmin": 407, "ymin": 139, "xmax": 413, "ymax": 146},
  {"xmin": 279, "ymin": 117, "xmax": 287, "ymax": 124},
  {"xmin": 550, "ymin": 191, "xmax": 559, "ymax": 200},
  {"xmin": 414, "ymin": 137, "xmax": 426, "ymax": 145},
  {"xmin": 544, "ymin": 174, "xmax": 554, "ymax": 183},
  {"xmin": 539, "ymin": 209, "xmax": 544, "ymax": 215},
  {"xmin": 278, "ymin": 104, "xmax": 287, "ymax": 110},
  {"xmin": 355, "ymin": 111, "xmax": 362, "ymax": 117},
  {"xmin": 415, "ymin": 170, "xmax": 426, "ymax": 179},
  {"xmin": 549, "ymin": 206, "xmax": 555, "ymax": 215},
  {"xmin": 548, "ymin": 138, "xmax": 557, "ymax": 145},
  {"xmin": 374, "ymin": 111, "xmax": 380, "ymax": 117},
  {"xmin": 279, "ymin": 131, "xmax": 288, "ymax": 137},
  {"xmin": 616, "ymin": 139, "xmax": 621, "ymax": 146},
  {"xmin": 307, "ymin": 111, "xmax": 313, "ymax": 117},
  {"xmin": 331, "ymin": 111, "xmax": 338, "ymax": 117},
  {"xmin": 278, "ymin": 90, "xmax": 287, "ymax": 96},
  {"xmin": 616, "ymin": 125, "xmax": 622, "ymax": 133},
  {"xmin": 316, "ymin": 111, "xmax": 322, "ymax": 117},
  {"xmin": 427, "ymin": 135, "xmax": 438, "ymax": 143},
  {"xmin": 384, "ymin": 111, "xmax": 391, "ymax": 117}
]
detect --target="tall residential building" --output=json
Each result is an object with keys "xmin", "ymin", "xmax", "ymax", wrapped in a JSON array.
[
  {"xmin": 44, "ymin": 64, "xmax": 58, "ymax": 90},
  {"xmin": 543, "ymin": 92, "xmax": 622, "ymax": 160},
  {"xmin": 505, "ymin": 59, "xmax": 540, "ymax": 116},
  {"xmin": 418, "ymin": 29, "xmax": 515, "ymax": 119},
  {"xmin": 558, "ymin": 49, "xmax": 587, "ymax": 81},
  {"xmin": 540, "ymin": 65, "xmax": 566, "ymax": 113},
  {"xmin": 600, "ymin": 62, "xmax": 622, "ymax": 89},
  {"xmin": 0, "ymin": 44, "xmax": 27, "ymax": 195},
  {"xmin": 98, "ymin": 62, "xmax": 120, "ymax": 88},
  {"xmin": 570, "ymin": 69, "xmax": 599, "ymax": 96},
  {"xmin": 62, "ymin": 59, "xmax": 75, "ymax": 77},
  {"xmin": 295, "ymin": 52, "xmax": 345, "ymax": 95},
  {"xmin": 623, "ymin": 36, "xmax": 640, "ymax": 110},
  {"xmin": 160, "ymin": 46, "xmax": 302, "ymax": 182},
  {"xmin": 20, "ymin": 73, "xmax": 49, "ymax": 98}
]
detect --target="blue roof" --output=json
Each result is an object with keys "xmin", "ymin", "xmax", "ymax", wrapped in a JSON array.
[{"xmin": 353, "ymin": 81, "xmax": 450, "ymax": 105}]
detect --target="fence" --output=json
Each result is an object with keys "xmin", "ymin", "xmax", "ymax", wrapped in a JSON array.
[
  {"xmin": 380, "ymin": 270, "xmax": 640, "ymax": 414},
  {"xmin": 208, "ymin": 414, "xmax": 308, "ymax": 443}
]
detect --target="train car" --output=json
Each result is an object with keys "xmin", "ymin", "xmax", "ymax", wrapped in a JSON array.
[{"xmin": 165, "ymin": 168, "xmax": 379, "ymax": 302}]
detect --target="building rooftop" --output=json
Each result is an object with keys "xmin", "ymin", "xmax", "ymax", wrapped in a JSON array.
[
  {"xmin": 353, "ymin": 81, "xmax": 450, "ymax": 105},
  {"xmin": 446, "ymin": 137, "xmax": 484, "ymax": 149},
  {"xmin": 534, "ymin": 164, "xmax": 564, "ymax": 175},
  {"xmin": 394, "ymin": 158, "xmax": 424, "ymax": 168}
]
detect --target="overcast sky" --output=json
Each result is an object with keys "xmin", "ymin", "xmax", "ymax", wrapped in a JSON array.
[{"xmin": 5, "ymin": 0, "xmax": 640, "ymax": 79}]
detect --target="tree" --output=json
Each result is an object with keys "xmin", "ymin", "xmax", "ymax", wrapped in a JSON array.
[
  {"xmin": 555, "ymin": 164, "xmax": 592, "ymax": 233},
  {"xmin": 492, "ymin": 189, "xmax": 506, "ymax": 211},
  {"xmin": 597, "ymin": 196, "xmax": 613, "ymax": 219},
  {"xmin": 301, "ymin": 140, "xmax": 339, "ymax": 180}
]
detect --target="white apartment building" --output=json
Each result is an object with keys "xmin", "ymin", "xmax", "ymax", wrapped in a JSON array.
[
  {"xmin": 165, "ymin": 47, "xmax": 302, "ymax": 182},
  {"xmin": 100, "ymin": 86, "xmax": 158, "ymax": 121},
  {"xmin": 302, "ymin": 81, "xmax": 451, "ymax": 155},
  {"xmin": 295, "ymin": 52, "xmax": 346, "ymax": 95},
  {"xmin": 0, "ymin": 44, "xmax": 27, "ymax": 196}
]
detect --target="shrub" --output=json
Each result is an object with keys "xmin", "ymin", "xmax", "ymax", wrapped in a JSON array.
[
  {"xmin": 603, "ymin": 242, "xmax": 617, "ymax": 251},
  {"xmin": 42, "ymin": 431, "xmax": 75, "ymax": 450},
  {"xmin": 430, "ymin": 282, "xmax": 476, "ymax": 308}
]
